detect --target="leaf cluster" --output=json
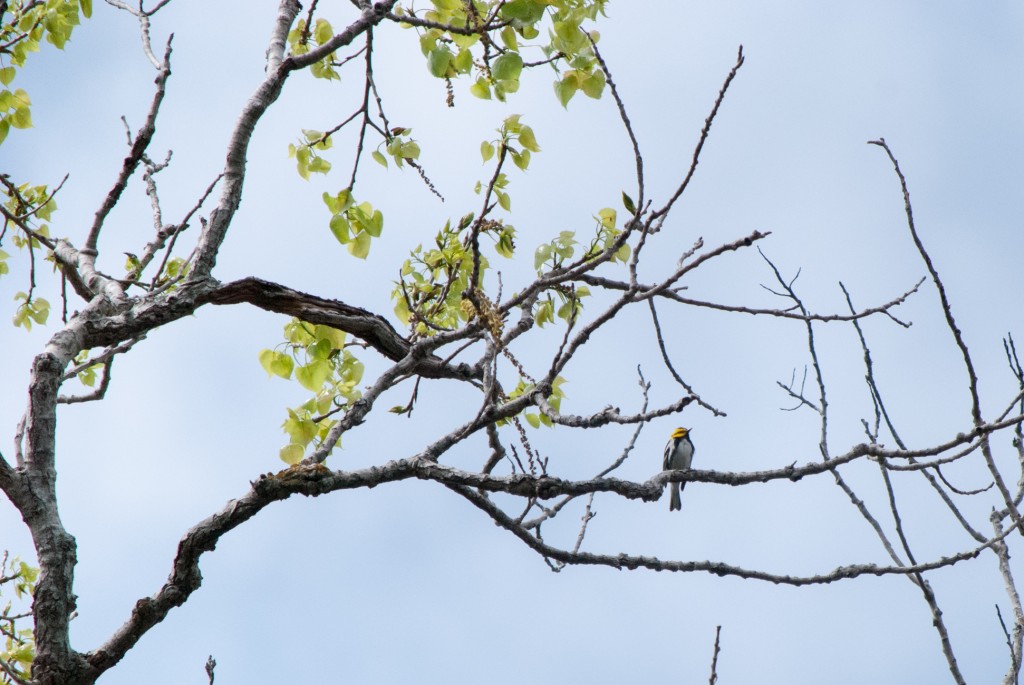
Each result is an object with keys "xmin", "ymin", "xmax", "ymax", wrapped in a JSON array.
[
  {"xmin": 0, "ymin": 554, "xmax": 38, "ymax": 685},
  {"xmin": 402, "ymin": 0, "xmax": 608, "ymax": 105},
  {"xmin": 323, "ymin": 189, "xmax": 384, "ymax": 260},
  {"xmin": 480, "ymin": 113, "xmax": 539, "ymax": 174},
  {"xmin": 501, "ymin": 375, "xmax": 567, "ymax": 428},
  {"xmin": 259, "ymin": 320, "xmax": 365, "ymax": 464},
  {"xmin": 371, "ymin": 127, "xmax": 421, "ymax": 169},
  {"xmin": 287, "ymin": 17, "xmax": 342, "ymax": 81},
  {"xmin": 12, "ymin": 291, "xmax": 48, "ymax": 330},
  {"xmin": 0, "ymin": 0, "xmax": 91, "ymax": 144},
  {"xmin": 392, "ymin": 213, "xmax": 499, "ymax": 335},
  {"xmin": 288, "ymin": 129, "xmax": 334, "ymax": 180},
  {"xmin": 71, "ymin": 349, "xmax": 102, "ymax": 388}
]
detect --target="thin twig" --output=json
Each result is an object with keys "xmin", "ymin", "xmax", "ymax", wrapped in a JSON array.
[{"xmin": 708, "ymin": 625, "xmax": 722, "ymax": 685}]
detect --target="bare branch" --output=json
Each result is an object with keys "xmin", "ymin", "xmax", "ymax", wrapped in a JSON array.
[
  {"xmin": 708, "ymin": 626, "xmax": 722, "ymax": 685},
  {"xmin": 447, "ymin": 480, "xmax": 1012, "ymax": 583},
  {"xmin": 650, "ymin": 46, "xmax": 745, "ymax": 225},
  {"xmin": 86, "ymin": 36, "xmax": 173, "ymax": 258},
  {"xmin": 587, "ymin": 34, "xmax": 643, "ymax": 218},
  {"xmin": 647, "ymin": 299, "xmax": 726, "ymax": 417},
  {"xmin": 533, "ymin": 392, "xmax": 692, "ymax": 428},
  {"xmin": 871, "ymin": 138, "xmax": 1024, "ymax": 536},
  {"xmin": 992, "ymin": 513, "xmax": 1024, "ymax": 685}
]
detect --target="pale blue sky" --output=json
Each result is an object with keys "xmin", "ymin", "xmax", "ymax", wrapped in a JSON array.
[{"xmin": 3, "ymin": 2, "xmax": 1023, "ymax": 683}]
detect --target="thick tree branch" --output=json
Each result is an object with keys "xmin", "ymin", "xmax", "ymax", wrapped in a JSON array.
[
  {"xmin": 202, "ymin": 277, "xmax": 479, "ymax": 381},
  {"xmin": 85, "ymin": 438, "xmax": 1022, "ymax": 679}
]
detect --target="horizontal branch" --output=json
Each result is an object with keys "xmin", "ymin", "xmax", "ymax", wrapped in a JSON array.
[
  {"xmin": 576, "ymin": 274, "xmax": 924, "ymax": 324},
  {"xmin": 384, "ymin": 10, "xmax": 510, "ymax": 35},
  {"xmin": 448, "ymin": 483, "xmax": 1004, "ymax": 585},
  {"xmin": 202, "ymin": 277, "xmax": 479, "ymax": 381},
  {"xmin": 533, "ymin": 393, "xmax": 693, "ymax": 428},
  {"xmin": 85, "ymin": 405, "xmax": 1024, "ymax": 676},
  {"xmin": 83, "ymin": 456, "xmax": 654, "ymax": 674}
]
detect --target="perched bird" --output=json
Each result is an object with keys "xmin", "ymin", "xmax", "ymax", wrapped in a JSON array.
[{"xmin": 663, "ymin": 427, "xmax": 695, "ymax": 511}]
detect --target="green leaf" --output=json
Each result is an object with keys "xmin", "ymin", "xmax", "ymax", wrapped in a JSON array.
[
  {"xmin": 314, "ymin": 325, "xmax": 346, "ymax": 350},
  {"xmin": 622, "ymin": 191, "xmax": 637, "ymax": 214},
  {"xmin": 323, "ymin": 188, "xmax": 353, "ymax": 214},
  {"xmin": 496, "ymin": 189, "xmax": 511, "ymax": 211},
  {"xmin": 313, "ymin": 18, "xmax": 333, "ymax": 44},
  {"xmin": 292, "ymin": 146, "xmax": 310, "ymax": 180},
  {"xmin": 452, "ymin": 47, "xmax": 473, "ymax": 73},
  {"xmin": 393, "ymin": 292, "xmax": 411, "ymax": 325},
  {"xmin": 518, "ymin": 125, "xmax": 540, "ymax": 152},
  {"xmin": 372, "ymin": 150, "xmax": 388, "ymax": 167},
  {"xmin": 525, "ymin": 412, "xmax": 540, "ymax": 428},
  {"xmin": 280, "ymin": 444, "xmax": 304, "ymax": 465},
  {"xmin": 496, "ymin": 228, "xmax": 515, "ymax": 257},
  {"xmin": 262, "ymin": 350, "xmax": 278, "ymax": 376},
  {"xmin": 296, "ymin": 359, "xmax": 331, "ymax": 392},
  {"xmin": 511, "ymin": 149, "xmax": 530, "ymax": 170},
  {"xmin": 553, "ymin": 20, "xmax": 585, "ymax": 53},
  {"xmin": 399, "ymin": 140, "xmax": 420, "ymax": 160},
  {"xmin": 501, "ymin": 0, "xmax": 544, "ymax": 23},
  {"xmin": 258, "ymin": 349, "xmax": 294, "ymax": 378},
  {"xmin": 491, "ymin": 52, "xmax": 523, "ymax": 81},
  {"xmin": 307, "ymin": 156, "xmax": 331, "ymax": 174},
  {"xmin": 308, "ymin": 337, "xmax": 333, "ymax": 361},
  {"xmin": 615, "ymin": 243, "xmax": 631, "ymax": 263},
  {"xmin": 554, "ymin": 77, "xmax": 578, "ymax": 108},
  {"xmin": 10, "ymin": 106, "xmax": 32, "ymax": 129},
  {"xmin": 519, "ymin": 24, "xmax": 539, "ymax": 40},
  {"xmin": 81, "ymin": 0, "xmax": 93, "ymax": 18},
  {"xmin": 534, "ymin": 244, "xmax": 552, "ymax": 270},
  {"xmin": 348, "ymin": 230, "xmax": 372, "ymax": 259},
  {"xmin": 597, "ymin": 207, "xmax": 616, "ymax": 230},
  {"xmin": 582, "ymin": 69, "xmax": 607, "ymax": 99},
  {"xmin": 329, "ymin": 214, "xmax": 350, "ymax": 244},
  {"xmin": 341, "ymin": 354, "xmax": 365, "ymax": 385},
  {"xmin": 0, "ymin": 68, "xmax": 14, "ymax": 86},
  {"xmin": 469, "ymin": 79, "xmax": 491, "ymax": 99},
  {"xmin": 500, "ymin": 26, "xmax": 518, "ymax": 50},
  {"xmin": 427, "ymin": 46, "xmax": 452, "ymax": 78},
  {"xmin": 78, "ymin": 364, "xmax": 97, "ymax": 387},
  {"xmin": 30, "ymin": 298, "xmax": 48, "ymax": 324},
  {"xmin": 480, "ymin": 140, "xmax": 495, "ymax": 162},
  {"xmin": 364, "ymin": 206, "xmax": 383, "ymax": 237}
]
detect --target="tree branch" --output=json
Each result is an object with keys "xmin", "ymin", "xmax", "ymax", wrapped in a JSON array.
[{"xmin": 202, "ymin": 277, "xmax": 479, "ymax": 381}]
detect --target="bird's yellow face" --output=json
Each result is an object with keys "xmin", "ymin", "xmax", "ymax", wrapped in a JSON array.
[{"xmin": 671, "ymin": 427, "xmax": 690, "ymax": 439}]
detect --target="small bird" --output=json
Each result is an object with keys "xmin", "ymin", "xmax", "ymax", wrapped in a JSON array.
[{"xmin": 663, "ymin": 427, "xmax": 695, "ymax": 511}]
